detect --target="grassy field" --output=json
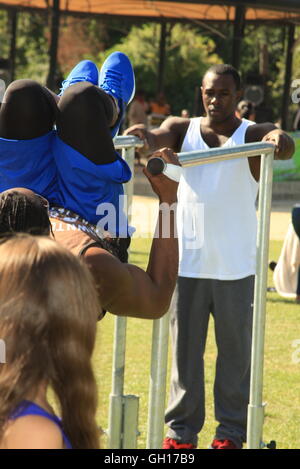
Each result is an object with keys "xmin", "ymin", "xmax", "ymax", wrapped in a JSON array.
[{"xmin": 93, "ymin": 237, "xmax": 300, "ymax": 450}]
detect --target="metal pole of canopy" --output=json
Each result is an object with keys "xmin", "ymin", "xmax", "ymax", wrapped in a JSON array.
[
  {"xmin": 8, "ymin": 8, "xmax": 17, "ymax": 83},
  {"xmin": 232, "ymin": 5, "xmax": 246, "ymax": 70},
  {"xmin": 281, "ymin": 23, "xmax": 295, "ymax": 131},
  {"xmin": 157, "ymin": 20, "xmax": 167, "ymax": 94},
  {"xmin": 46, "ymin": 0, "xmax": 60, "ymax": 90}
]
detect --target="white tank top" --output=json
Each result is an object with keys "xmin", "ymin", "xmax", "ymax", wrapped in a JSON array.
[{"xmin": 177, "ymin": 117, "xmax": 258, "ymax": 280}]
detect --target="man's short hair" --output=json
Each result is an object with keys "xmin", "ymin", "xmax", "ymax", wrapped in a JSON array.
[{"xmin": 204, "ymin": 64, "xmax": 241, "ymax": 90}]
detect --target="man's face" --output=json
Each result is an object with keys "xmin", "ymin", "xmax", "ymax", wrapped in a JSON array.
[{"xmin": 201, "ymin": 72, "xmax": 241, "ymax": 124}]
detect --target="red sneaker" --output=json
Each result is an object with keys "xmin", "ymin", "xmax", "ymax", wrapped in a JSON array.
[
  {"xmin": 210, "ymin": 439, "xmax": 240, "ymax": 449},
  {"xmin": 163, "ymin": 437, "xmax": 196, "ymax": 449}
]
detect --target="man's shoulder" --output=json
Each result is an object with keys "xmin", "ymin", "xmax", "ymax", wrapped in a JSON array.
[
  {"xmin": 245, "ymin": 122, "xmax": 277, "ymax": 142},
  {"xmin": 161, "ymin": 115, "xmax": 191, "ymax": 128},
  {"xmin": 160, "ymin": 116, "xmax": 191, "ymax": 138}
]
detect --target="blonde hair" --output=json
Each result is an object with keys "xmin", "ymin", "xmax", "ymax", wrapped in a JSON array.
[{"xmin": 0, "ymin": 234, "xmax": 100, "ymax": 448}]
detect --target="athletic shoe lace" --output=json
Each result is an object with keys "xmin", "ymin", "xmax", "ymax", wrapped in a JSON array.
[
  {"xmin": 60, "ymin": 75, "xmax": 91, "ymax": 92},
  {"xmin": 100, "ymin": 70, "xmax": 122, "ymax": 97}
]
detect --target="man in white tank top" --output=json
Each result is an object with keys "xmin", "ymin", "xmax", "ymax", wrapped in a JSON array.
[{"xmin": 125, "ymin": 64, "xmax": 294, "ymax": 449}]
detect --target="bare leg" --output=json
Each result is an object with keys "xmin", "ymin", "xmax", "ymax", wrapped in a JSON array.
[
  {"xmin": 0, "ymin": 79, "xmax": 57, "ymax": 140},
  {"xmin": 56, "ymin": 82, "xmax": 118, "ymax": 165}
]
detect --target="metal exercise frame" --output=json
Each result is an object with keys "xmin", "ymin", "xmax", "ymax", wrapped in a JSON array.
[{"xmin": 109, "ymin": 136, "xmax": 275, "ymax": 450}]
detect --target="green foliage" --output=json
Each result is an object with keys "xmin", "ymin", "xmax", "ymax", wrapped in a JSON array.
[
  {"xmin": 98, "ymin": 23, "xmax": 222, "ymax": 116},
  {"xmin": 15, "ymin": 13, "xmax": 49, "ymax": 84},
  {"xmin": 240, "ymin": 25, "xmax": 287, "ymax": 123},
  {"xmin": 0, "ymin": 10, "xmax": 49, "ymax": 84},
  {"xmin": 0, "ymin": 10, "xmax": 9, "ymax": 59}
]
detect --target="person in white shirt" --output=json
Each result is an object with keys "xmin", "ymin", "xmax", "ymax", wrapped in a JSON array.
[{"xmin": 125, "ymin": 64, "xmax": 294, "ymax": 449}]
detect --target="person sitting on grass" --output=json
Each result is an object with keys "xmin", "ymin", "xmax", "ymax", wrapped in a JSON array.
[
  {"xmin": 269, "ymin": 204, "xmax": 300, "ymax": 303},
  {"xmin": 0, "ymin": 234, "xmax": 100, "ymax": 449}
]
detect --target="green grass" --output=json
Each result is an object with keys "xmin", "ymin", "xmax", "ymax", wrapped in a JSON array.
[{"xmin": 93, "ymin": 238, "xmax": 300, "ymax": 450}]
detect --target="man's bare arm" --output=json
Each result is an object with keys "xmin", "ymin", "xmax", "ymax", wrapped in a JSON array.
[
  {"xmin": 84, "ymin": 148, "xmax": 180, "ymax": 319},
  {"xmin": 123, "ymin": 116, "xmax": 189, "ymax": 156}
]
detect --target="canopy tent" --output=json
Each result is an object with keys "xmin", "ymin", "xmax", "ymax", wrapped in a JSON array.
[
  {"xmin": 1, "ymin": 0, "xmax": 300, "ymax": 21},
  {"xmin": 0, "ymin": 0, "xmax": 300, "ymax": 22},
  {"xmin": 0, "ymin": 0, "xmax": 299, "ymax": 127}
]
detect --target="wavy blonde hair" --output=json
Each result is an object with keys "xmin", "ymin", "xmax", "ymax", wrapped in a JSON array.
[{"xmin": 0, "ymin": 234, "xmax": 100, "ymax": 448}]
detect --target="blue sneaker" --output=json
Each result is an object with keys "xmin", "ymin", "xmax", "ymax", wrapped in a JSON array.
[
  {"xmin": 59, "ymin": 60, "xmax": 99, "ymax": 96},
  {"xmin": 99, "ymin": 51, "xmax": 135, "ymax": 137}
]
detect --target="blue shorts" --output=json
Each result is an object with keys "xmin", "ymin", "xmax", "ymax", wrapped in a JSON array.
[
  {"xmin": 0, "ymin": 130, "xmax": 132, "ymax": 236},
  {"xmin": 0, "ymin": 130, "xmax": 59, "ymax": 203}
]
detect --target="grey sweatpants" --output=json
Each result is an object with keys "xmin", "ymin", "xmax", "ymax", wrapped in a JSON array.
[{"xmin": 165, "ymin": 275, "xmax": 254, "ymax": 448}]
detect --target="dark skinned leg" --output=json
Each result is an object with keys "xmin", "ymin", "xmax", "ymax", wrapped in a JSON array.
[
  {"xmin": 0, "ymin": 79, "xmax": 57, "ymax": 140},
  {"xmin": 56, "ymin": 82, "xmax": 118, "ymax": 165}
]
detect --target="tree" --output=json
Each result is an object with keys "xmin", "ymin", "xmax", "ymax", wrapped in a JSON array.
[{"xmin": 98, "ymin": 23, "xmax": 221, "ymax": 116}]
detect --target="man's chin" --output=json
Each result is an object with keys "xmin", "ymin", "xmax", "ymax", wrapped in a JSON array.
[{"xmin": 208, "ymin": 112, "xmax": 225, "ymax": 123}]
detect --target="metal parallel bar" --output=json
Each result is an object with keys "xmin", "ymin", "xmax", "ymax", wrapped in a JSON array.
[
  {"xmin": 108, "ymin": 316, "xmax": 127, "ymax": 448},
  {"xmin": 122, "ymin": 395, "xmax": 139, "ymax": 449},
  {"xmin": 114, "ymin": 135, "xmax": 144, "ymax": 150},
  {"xmin": 247, "ymin": 151, "xmax": 274, "ymax": 449},
  {"xmin": 146, "ymin": 310, "xmax": 171, "ymax": 449},
  {"xmin": 177, "ymin": 142, "xmax": 275, "ymax": 166},
  {"xmin": 108, "ymin": 146, "xmax": 136, "ymax": 449},
  {"xmin": 110, "ymin": 136, "xmax": 275, "ymax": 450}
]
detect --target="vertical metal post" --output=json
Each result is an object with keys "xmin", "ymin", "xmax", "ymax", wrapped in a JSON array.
[
  {"xmin": 281, "ymin": 23, "xmax": 295, "ymax": 130},
  {"xmin": 108, "ymin": 145, "xmax": 135, "ymax": 449},
  {"xmin": 46, "ymin": 0, "xmax": 60, "ymax": 90},
  {"xmin": 247, "ymin": 150, "xmax": 274, "ymax": 449},
  {"xmin": 232, "ymin": 5, "xmax": 246, "ymax": 70},
  {"xmin": 108, "ymin": 315, "xmax": 127, "ymax": 449},
  {"xmin": 122, "ymin": 395, "xmax": 139, "ymax": 449},
  {"xmin": 157, "ymin": 21, "xmax": 167, "ymax": 94},
  {"xmin": 8, "ymin": 9, "xmax": 17, "ymax": 83},
  {"xmin": 146, "ymin": 310, "xmax": 171, "ymax": 449}
]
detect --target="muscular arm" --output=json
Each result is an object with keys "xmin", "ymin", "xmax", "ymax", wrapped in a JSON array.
[
  {"xmin": 84, "ymin": 208, "xmax": 177, "ymax": 319},
  {"xmin": 84, "ymin": 149, "xmax": 180, "ymax": 319},
  {"xmin": 124, "ymin": 116, "xmax": 189, "ymax": 155}
]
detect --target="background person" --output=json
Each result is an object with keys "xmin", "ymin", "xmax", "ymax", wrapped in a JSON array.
[
  {"xmin": 0, "ymin": 234, "xmax": 100, "ymax": 449},
  {"xmin": 127, "ymin": 89, "xmax": 149, "ymax": 165},
  {"xmin": 181, "ymin": 109, "xmax": 190, "ymax": 118},
  {"xmin": 270, "ymin": 204, "xmax": 300, "ymax": 303},
  {"xmin": 127, "ymin": 89, "xmax": 149, "ymax": 127},
  {"xmin": 150, "ymin": 92, "xmax": 171, "ymax": 116},
  {"xmin": 236, "ymin": 99, "xmax": 256, "ymax": 121}
]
